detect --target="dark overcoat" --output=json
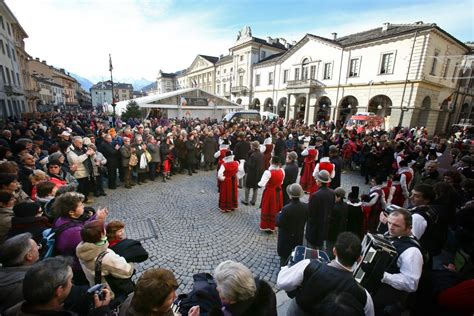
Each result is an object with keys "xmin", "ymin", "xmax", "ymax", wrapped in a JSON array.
[
  {"xmin": 306, "ymin": 185, "xmax": 335, "ymax": 247},
  {"xmin": 245, "ymin": 150, "xmax": 264, "ymax": 189},
  {"xmin": 203, "ymin": 136, "xmax": 218, "ymax": 163},
  {"xmin": 276, "ymin": 199, "xmax": 307, "ymax": 260},
  {"xmin": 282, "ymin": 161, "xmax": 299, "ymax": 205}
]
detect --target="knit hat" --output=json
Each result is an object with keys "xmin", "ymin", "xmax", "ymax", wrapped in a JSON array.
[
  {"xmin": 49, "ymin": 152, "xmax": 63, "ymax": 162},
  {"xmin": 13, "ymin": 202, "xmax": 41, "ymax": 217},
  {"xmin": 251, "ymin": 141, "xmax": 260, "ymax": 150}
]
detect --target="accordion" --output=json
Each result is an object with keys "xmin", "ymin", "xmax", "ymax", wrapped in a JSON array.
[
  {"xmin": 353, "ymin": 233, "xmax": 397, "ymax": 294},
  {"xmin": 288, "ymin": 246, "xmax": 330, "ymax": 266}
]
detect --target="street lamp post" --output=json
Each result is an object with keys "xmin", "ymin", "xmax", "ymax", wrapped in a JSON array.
[{"xmin": 109, "ymin": 54, "xmax": 116, "ymax": 127}]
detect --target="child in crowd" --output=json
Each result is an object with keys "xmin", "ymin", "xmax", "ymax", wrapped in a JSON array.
[{"xmin": 106, "ymin": 220, "xmax": 125, "ymax": 247}]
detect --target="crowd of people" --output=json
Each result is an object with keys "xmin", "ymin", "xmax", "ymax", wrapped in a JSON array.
[{"xmin": 0, "ymin": 109, "xmax": 472, "ymax": 315}]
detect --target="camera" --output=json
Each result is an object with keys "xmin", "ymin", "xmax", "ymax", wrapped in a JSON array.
[
  {"xmin": 383, "ymin": 204, "xmax": 403, "ymax": 215},
  {"xmin": 87, "ymin": 283, "xmax": 105, "ymax": 301}
]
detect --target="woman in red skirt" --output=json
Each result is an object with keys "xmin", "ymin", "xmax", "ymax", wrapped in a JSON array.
[
  {"xmin": 217, "ymin": 151, "xmax": 244, "ymax": 212},
  {"xmin": 299, "ymin": 137, "xmax": 318, "ymax": 193},
  {"xmin": 258, "ymin": 156, "xmax": 285, "ymax": 232}
]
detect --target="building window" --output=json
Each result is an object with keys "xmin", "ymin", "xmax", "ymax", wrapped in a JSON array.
[
  {"xmin": 11, "ymin": 48, "xmax": 15, "ymax": 61},
  {"xmin": 217, "ymin": 70, "xmax": 220, "ymax": 75},
  {"xmin": 283, "ymin": 69, "xmax": 289, "ymax": 83},
  {"xmin": 443, "ymin": 58, "xmax": 450, "ymax": 79},
  {"xmin": 0, "ymin": 66, "xmax": 5, "ymax": 83},
  {"xmin": 5, "ymin": 44, "xmax": 10, "ymax": 58},
  {"xmin": 349, "ymin": 58, "xmax": 360, "ymax": 77},
  {"xmin": 240, "ymin": 55, "xmax": 244, "ymax": 62},
  {"xmin": 310, "ymin": 66, "xmax": 316, "ymax": 79},
  {"xmin": 217, "ymin": 85, "xmax": 220, "ymax": 94},
  {"xmin": 323, "ymin": 63, "xmax": 332, "ymax": 79},
  {"xmin": 0, "ymin": 16, "xmax": 4, "ymax": 29},
  {"xmin": 230, "ymin": 67, "xmax": 233, "ymax": 72},
  {"xmin": 255, "ymin": 74, "xmax": 260, "ymax": 86},
  {"xmin": 224, "ymin": 69, "xmax": 226, "ymax": 74},
  {"xmin": 452, "ymin": 62, "xmax": 459, "ymax": 82},
  {"xmin": 380, "ymin": 52, "xmax": 394, "ymax": 74},
  {"xmin": 239, "ymin": 74, "xmax": 243, "ymax": 86},
  {"xmin": 5, "ymin": 67, "xmax": 11, "ymax": 84},
  {"xmin": 16, "ymin": 73, "xmax": 20, "ymax": 87},
  {"xmin": 223, "ymin": 84, "xmax": 226, "ymax": 92},
  {"xmin": 261, "ymin": 51, "xmax": 266, "ymax": 59},
  {"xmin": 268, "ymin": 72, "xmax": 274, "ymax": 85},
  {"xmin": 0, "ymin": 40, "xmax": 4, "ymax": 55},
  {"xmin": 6, "ymin": 23, "xmax": 11, "ymax": 36},
  {"xmin": 430, "ymin": 50, "xmax": 440, "ymax": 75},
  {"xmin": 302, "ymin": 58, "xmax": 309, "ymax": 80},
  {"xmin": 294, "ymin": 68, "xmax": 300, "ymax": 80}
]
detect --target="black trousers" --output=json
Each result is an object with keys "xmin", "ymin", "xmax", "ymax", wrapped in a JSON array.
[
  {"xmin": 77, "ymin": 177, "xmax": 90, "ymax": 200},
  {"xmin": 107, "ymin": 165, "xmax": 117, "ymax": 189}
]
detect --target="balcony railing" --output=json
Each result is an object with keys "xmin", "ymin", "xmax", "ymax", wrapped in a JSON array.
[
  {"xmin": 231, "ymin": 86, "xmax": 248, "ymax": 93},
  {"xmin": 286, "ymin": 79, "xmax": 321, "ymax": 88},
  {"xmin": 4, "ymin": 85, "xmax": 24, "ymax": 96},
  {"xmin": 24, "ymin": 89, "xmax": 40, "ymax": 99}
]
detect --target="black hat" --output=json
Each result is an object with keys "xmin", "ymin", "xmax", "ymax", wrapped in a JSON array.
[
  {"xmin": 222, "ymin": 139, "xmax": 230, "ymax": 146},
  {"xmin": 348, "ymin": 186, "xmax": 360, "ymax": 202},
  {"xmin": 309, "ymin": 136, "xmax": 317, "ymax": 146}
]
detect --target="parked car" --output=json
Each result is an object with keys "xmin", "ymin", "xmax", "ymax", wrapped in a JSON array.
[{"xmin": 222, "ymin": 110, "xmax": 261, "ymax": 123}]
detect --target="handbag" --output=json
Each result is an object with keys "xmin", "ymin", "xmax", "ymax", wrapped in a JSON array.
[
  {"xmin": 129, "ymin": 153, "xmax": 138, "ymax": 167},
  {"xmin": 145, "ymin": 150, "xmax": 152, "ymax": 162}
]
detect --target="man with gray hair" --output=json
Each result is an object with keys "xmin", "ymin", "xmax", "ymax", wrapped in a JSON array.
[
  {"xmin": 0, "ymin": 233, "xmax": 40, "ymax": 312},
  {"xmin": 420, "ymin": 160, "xmax": 441, "ymax": 186}
]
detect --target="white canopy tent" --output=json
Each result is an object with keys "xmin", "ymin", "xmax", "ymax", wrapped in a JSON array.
[{"xmin": 107, "ymin": 88, "xmax": 243, "ymax": 120}]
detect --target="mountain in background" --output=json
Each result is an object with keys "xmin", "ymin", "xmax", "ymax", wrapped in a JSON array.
[
  {"xmin": 70, "ymin": 73, "xmax": 94, "ymax": 91},
  {"xmin": 118, "ymin": 77, "xmax": 154, "ymax": 91},
  {"xmin": 141, "ymin": 81, "xmax": 157, "ymax": 92},
  {"xmin": 70, "ymin": 74, "xmax": 154, "ymax": 92}
]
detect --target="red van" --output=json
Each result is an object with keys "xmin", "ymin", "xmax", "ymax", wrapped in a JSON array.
[{"xmin": 346, "ymin": 112, "xmax": 384, "ymax": 130}]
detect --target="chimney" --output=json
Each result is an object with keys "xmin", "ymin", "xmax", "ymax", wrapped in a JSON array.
[
  {"xmin": 382, "ymin": 22, "xmax": 390, "ymax": 32},
  {"xmin": 42, "ymin": 60, "xmax": 47, "ymax": 64},
  {"xmin": 35, "ymin": 57, "xmax": 40, "ymax": 61},
  {"xmin": 331, "ymin": 32, "xmax": 337, "ymax": 40},
  {"xmin": 279, "ymin": 38, "xmax": 287, "ymax": 45},
  {"xmin": 292, "ymin": 40, "xmax": 297, "ymax": 45},
  {"xmin": 285, "ymin": 43, "xmax": 291, "ymax": 49}
]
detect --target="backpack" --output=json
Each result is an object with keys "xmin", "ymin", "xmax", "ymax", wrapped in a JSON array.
[
  {"xmin": 129, "ymin": 153, "xmax": 138, "ymax": 167},
  {"xmin": 42, "ymin": 222, "xmax": 77, "ymax": 258},
  {"xmin": 175, "ymin": 273, "xmax": 221, "ymax": 316}
]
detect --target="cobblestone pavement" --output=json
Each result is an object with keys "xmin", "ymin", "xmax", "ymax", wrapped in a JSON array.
[{"xmin": 92, "ymin": 168, "xmax": 369, "ymax": 293}]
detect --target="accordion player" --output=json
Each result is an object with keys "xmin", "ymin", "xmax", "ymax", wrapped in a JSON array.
[{"xmin": 353, "ymin": 233, "xmax": 398, "ymax": 294}]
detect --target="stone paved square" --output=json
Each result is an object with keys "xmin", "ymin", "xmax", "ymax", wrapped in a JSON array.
[{"xmin": 93, "ymin": 169, "xmax": 369, "ymax": 293}]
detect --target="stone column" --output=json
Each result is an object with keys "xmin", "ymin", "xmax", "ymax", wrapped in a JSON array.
[
  {"xmin": 304, "ymin": 93, "xmax": 311, "ymax": 124},
  {"xmin": 286, "ymin": 94, "xmax": 291, "ymax": 120}
]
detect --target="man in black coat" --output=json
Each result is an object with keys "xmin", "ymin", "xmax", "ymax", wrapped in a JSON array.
[
  {"xmin": 99, "ymin": 134, "xmax": 121, "ymax": 189},
  {"xmin": 234, "ymin": 133, "xmax": 251, "ymax": 188},
  {"xmin": 329, "ymin": 145, "xmax": 343, "ymax": 190},
  {"xmin": 274, "ymin": 132, "xmax": 287, "ymax": 166},
  {"xmin": 306, "ymin": 170, "xmax": 335, "ymax": 251},
  {"xmin": 282, "ymin": 151, "xmax": 299, "ymax": 205},
  {"xmin": 242, "ymin": 141, "xmax": 264, "ymax": 206},
  {"xmin": 276, "ymin": 183, "xmax": 307, "ymax": 266}
]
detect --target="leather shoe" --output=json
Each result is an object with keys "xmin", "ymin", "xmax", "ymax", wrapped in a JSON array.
[
  {"xmin": 250, "ymin": 202, "xmax": 256, "ymax": 206},
  {"xmin": 241, "ymin": 200, "xmax": 249, "ymax": 205}
]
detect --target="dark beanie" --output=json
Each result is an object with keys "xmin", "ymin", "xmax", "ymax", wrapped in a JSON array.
[{"xmin": 13, "ymin": 202, "xmax": 41, "ymax": 217}]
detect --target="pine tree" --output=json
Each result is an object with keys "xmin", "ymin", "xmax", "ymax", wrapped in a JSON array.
[{"xmin": 120, "ymin": 100, "xmax": 141, "ymax": 121}]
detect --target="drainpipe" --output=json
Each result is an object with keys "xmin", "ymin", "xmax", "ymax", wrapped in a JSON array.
[
  {"xmin": 398, "ymin": 30, "xmax": 418, "ymax": 127},
  {"xmin": 334, "ymin": 47, "xmax": 345, "ymax": 122},
  {"xmin": 272, "ymin": 62, "xmax": 277, "ymax": 113}
]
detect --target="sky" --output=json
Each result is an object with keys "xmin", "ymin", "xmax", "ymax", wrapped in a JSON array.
[{"xmin": 7, "ymin": 0, "xmax": 474, "ymax": 83}]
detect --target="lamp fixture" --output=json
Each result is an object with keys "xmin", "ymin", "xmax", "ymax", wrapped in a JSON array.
[{"xmin": 377, "ymin": 104, "xmax": 383, "ymax": 110}]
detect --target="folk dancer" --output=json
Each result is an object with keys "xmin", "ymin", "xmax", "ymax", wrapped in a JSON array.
[
  {"xmin": 160, "ymin": 133, "xmax": 174, "ymax": 183},
  {"xmin": 217, "ymin": 151, "xmax": 244, "ymax": 213},
  {"xmin": 262, "ymin": 134, "xmax": 273, "ymax": 171},
  {"xmin": 390, "ymin": 159, "xmax": 414, "ymax": 208},
  {"xmin": 258, "ymin": 156, "xmax": 285, "ymax": 233},
  {"xmin": 214, "ymin": 139, "xmax": 231, "ymax": 191},
  {"xmin": 299, "ymin": 137, "xmax": 318, "ymax": 193}
]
